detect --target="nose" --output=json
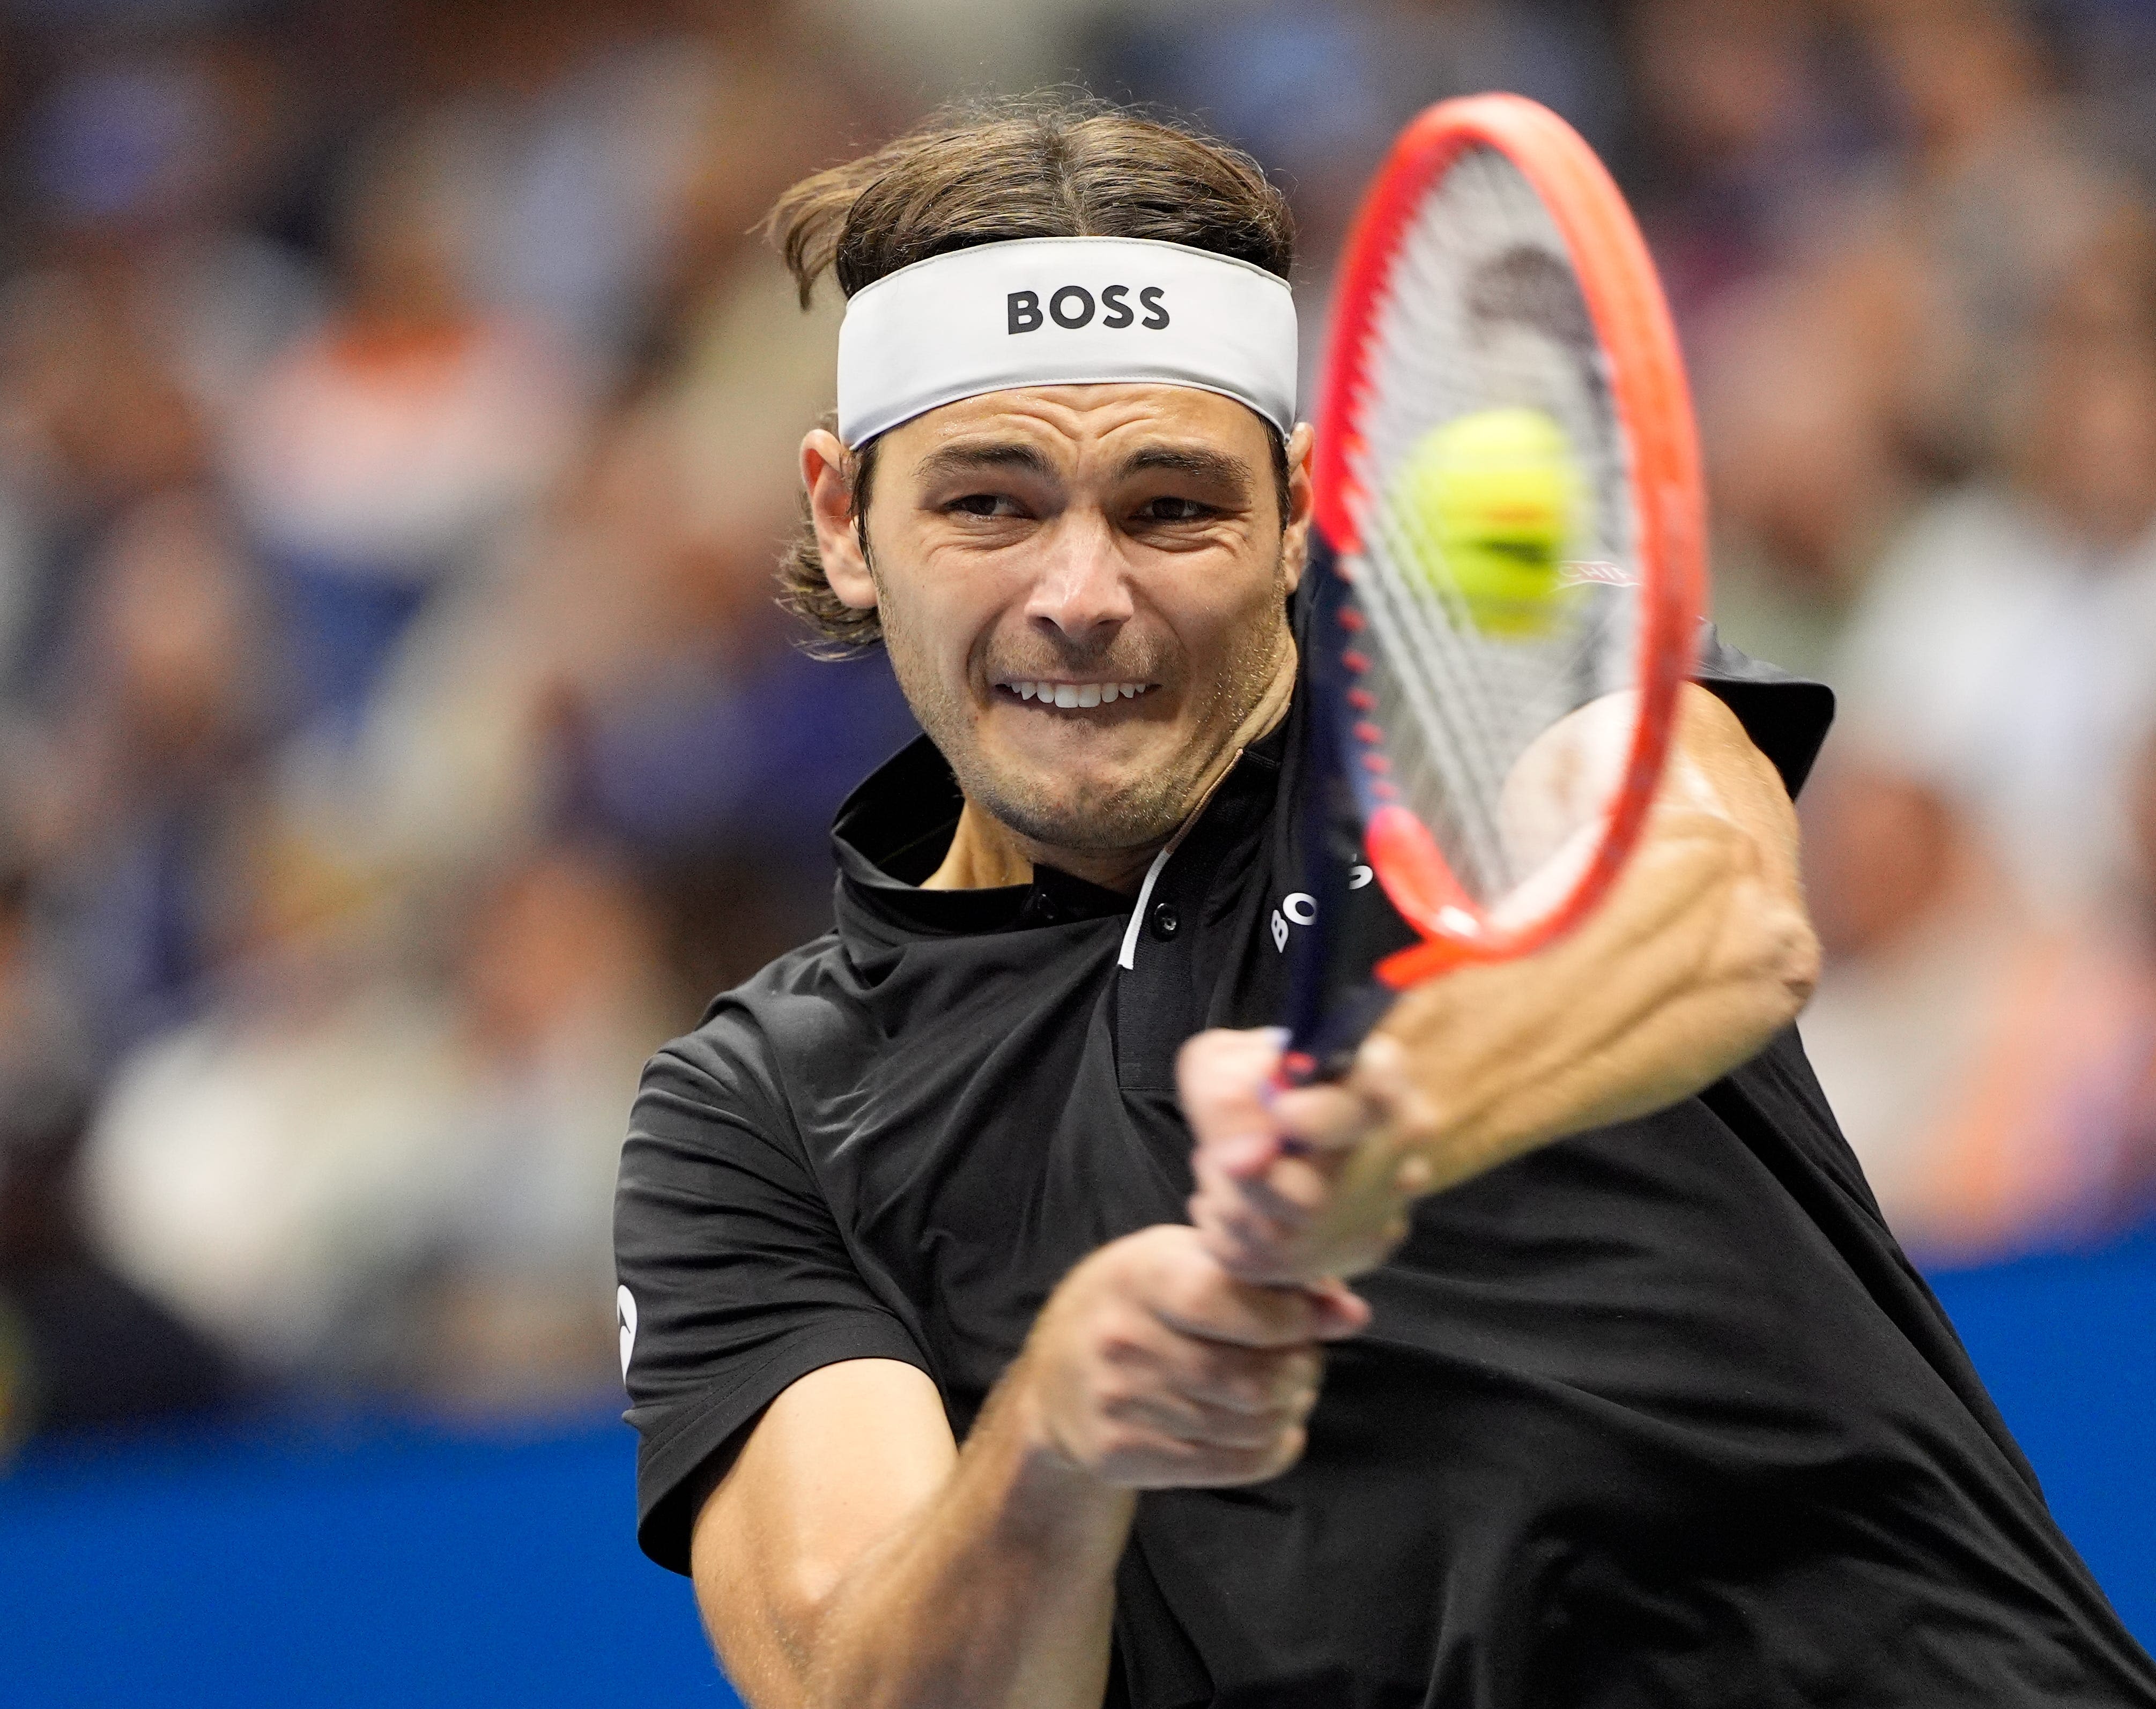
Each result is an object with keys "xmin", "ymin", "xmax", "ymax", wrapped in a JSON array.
[{"xmin": 1024, "ymin": 509, "xmax": 1135, "ymax": 645}]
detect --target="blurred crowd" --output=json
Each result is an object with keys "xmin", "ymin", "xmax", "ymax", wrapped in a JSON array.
[{"xmin": 1, "ymin": 0, "xmax": 2153, "ymax": 1454}]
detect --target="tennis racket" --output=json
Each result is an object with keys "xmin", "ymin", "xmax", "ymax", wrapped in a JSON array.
[{"xmin": 1282, "ymin": 93, "xmax": 1706, "ymax": 1081}]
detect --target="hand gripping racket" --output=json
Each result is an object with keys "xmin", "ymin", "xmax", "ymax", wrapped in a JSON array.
[{"xmin": 1283, "ymin": 94, "xmax": 1706, "ymax": 1081}]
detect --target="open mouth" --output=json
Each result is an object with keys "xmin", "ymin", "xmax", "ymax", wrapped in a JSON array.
[{"xmin": 999, "ymin": 680, "xmax": 1157, "ymax": 709}]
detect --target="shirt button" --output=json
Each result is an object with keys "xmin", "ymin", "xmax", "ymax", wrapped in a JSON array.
[
  {"xmin": 1032, "ymin": 894, "xmax": 1062, "ymax": 925},
  {"xmin": 1150, "ymin": 902, "xmax": 1180, "ymax": 941}
]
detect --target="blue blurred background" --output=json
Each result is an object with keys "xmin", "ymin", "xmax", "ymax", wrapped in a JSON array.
[{"xmin": 2, "ymin": 0, "xmax": 2154, "ymax": 1701}]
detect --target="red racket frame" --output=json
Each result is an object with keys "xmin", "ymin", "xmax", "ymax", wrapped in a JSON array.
[{"xmin": 1310, "ymin": 93, "xmax": 1706, "ymax": 989}]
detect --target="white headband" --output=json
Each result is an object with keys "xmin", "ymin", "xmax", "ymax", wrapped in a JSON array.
[{"xmin": 835, "ymin": 236, "xmax": 1299, "ymax": 447}]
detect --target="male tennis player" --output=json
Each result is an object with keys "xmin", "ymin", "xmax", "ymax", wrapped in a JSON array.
[{"xmin": 615, "ymin": 97, "xmax": 2156, "ymax": 1708}]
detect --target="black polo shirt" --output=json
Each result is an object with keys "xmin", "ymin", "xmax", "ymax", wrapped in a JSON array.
[{"xmin": 614, "ymin": 631, "xmax": 2156, "ymax": 1708}]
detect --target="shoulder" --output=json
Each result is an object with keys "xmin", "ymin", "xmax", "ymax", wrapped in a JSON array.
[
  {"xmin": 633, "ymin": 931, "xmax": 866, "ymax": 1163},
  {"xmin": 674, "ymin": 929, "xmax": 857, "ymax": 1068}
]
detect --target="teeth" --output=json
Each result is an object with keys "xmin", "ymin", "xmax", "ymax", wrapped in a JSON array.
[{"xmin": 1007, "ymin": 681, "xmax": 1151, "ymax": 705}]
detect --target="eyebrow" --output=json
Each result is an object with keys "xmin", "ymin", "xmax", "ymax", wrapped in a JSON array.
[
  {"xmin": 913, "ymin": 439, "xmax": 1255, "ymax": 492},
  {"xmin": 914, "ymin": 441, "xmax": 1055, "ymax": 484},
  {"xmin": 1121, "ymin": 445, "xmax": 1255, "ymax": 492}
]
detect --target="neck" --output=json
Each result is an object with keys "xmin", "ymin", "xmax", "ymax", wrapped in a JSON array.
[{"xmin": 923, "ymin": 642, "xmax": 1296, "ymax": 897}]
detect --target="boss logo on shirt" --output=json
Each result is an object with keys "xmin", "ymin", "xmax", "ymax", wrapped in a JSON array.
[
  {"xmin": 1268, "ymin": 866, "xmax": 1375, "ymax": 953},
  {"xmin": 1008, "ymin": 285, "xmax": 1170, "ymax": 334}
]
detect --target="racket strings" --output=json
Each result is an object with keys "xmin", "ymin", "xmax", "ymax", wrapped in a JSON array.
[
  {"xmin": 1339, "ymin": 144, "xmax": 1641, "ymax": 911},
  {"xmin": 1360, "ymin": 507, "xmax": 1518, "ymax": 893}
]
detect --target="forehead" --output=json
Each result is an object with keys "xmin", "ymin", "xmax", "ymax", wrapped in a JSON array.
[{"xmin": 881, "ymin": 382, "xmax": 1272, "ymax": 472}]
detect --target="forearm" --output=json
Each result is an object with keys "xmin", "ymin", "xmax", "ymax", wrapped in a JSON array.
[
  {"xmin": 799, "ymin": 1370, "xmax": 1132, "ymax": 1709},
  {"xmin": 1383, "ymin": 803, "xmax": 1817, "ymax": 1189},
  {"xmin": 1188, "ymin": 691, "xmax": 1821, "ymax": 1286},
  {"xmin": 711, "ymin": 1234, "xmax": 1336, "ymax": 1708}
]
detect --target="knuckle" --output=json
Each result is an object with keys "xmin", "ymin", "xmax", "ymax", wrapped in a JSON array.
[
  {"xmin": 1221, "ymin": 1371, "xmax": 1272, "ymax": 1415},
  {"xmin": 1224, "ymin": 1433, "xmax": 1302, "ymax": 1485},
  {"xmin": 1195, "ymin": 1344, "xmax": 1257, "ymax": 1396},
  {"xmin": 1160, "ymin": 1266, "xmax": 1223, "ymax": 1327},
  {"xmin": 1398, "ymin": 1105, "xmax": 1442, "ymax": 1148},
  {"xmin": 1775, "ymin": 914, "xmax": 1824, "ymax": 1002},
  {"xmin": 1272, "ymin": 1293, "xmax": 1325, "ymax": 1343},
  {"xmin": 1092, "ymin": 1423, "xmax": 1151, "ymax": 1472},
  {"xmin": 1093, "ymin": 1378, "xmax": 1141, "ymax": 1423},
  {"xmin": 1266, "ymin": 1425, "xmax": 1309, "ymax": 1476},
  {"xmin": 1268, "ymin": 1161, "xmax": 1327, "ymax": 1211},
  {"xmin": 1095, "ymin": 1317, "xmax": 1149, "ymax": 1367}
]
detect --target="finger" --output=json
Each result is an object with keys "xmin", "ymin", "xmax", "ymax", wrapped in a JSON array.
[
  {"xmin": 1178, "ymin": 1027, "xmax": 1291, "ymax": 1175},
  {"xmin": 1306, "ymin": 1277, "xmax": 1372, "ymax": 1340},
  {"xmin": 1196, "ymin": 1132, "xmax": 1338, "ymax": 1235},
  {"xmin": 1173, "ymin": 1342, "xmax": 1322, "ymax": 1417},
  {"xmin": 1269, "ymin": 1080, "xmax": 1386, "ymax": 1156},
  {"xmin": 1344, "ymin": 1034, "xmax": 1444, "ymax": 1193},
  {"xmin": 1115, "ymin": 1428, "xmax": 1309, "ymax": 1491},
  {"xmin": 1152, "ymin": 1282, "xmax": 1325, "ymax": 1350},
  {"xmin": 1345, "ymin": 1030, "xmax": 1416, "ymax": 1108},
  {"xmin": 1189, "ymin": 1193, "xmax": 1302, "ymax": 1282},
  {"xmin": 1105, "ymin": 1385, "xmax": 1275, "ymax": 1449},
  {"xmin": 1191, "ymin": 1145, "xmax": 1312, "ymax": 1238},
  {"xmin": 1116, "ymin": 1385, "xmax": 1311, "ymax": 1451},
  {"xmin": 1233, "ymin": 1079, "xmax": 1374, "ymax": 1172},
  {"xmin": 1176, "ymin": 1427, "xmax": 1307, "ymax": 1489},
  {"xmin": 1101, "ymin": 1326, "xmax": 1316, "ymax": 1427},
  {"xmin": 1190, "ymin": 1215, "xmax": 1300, "ymax": 1287},
  {"xmin": 1125, "ymin": 1321, "xmax": 1320, "ymax": 1418},
  {"xmin": 1241, "ymin": 1154, "xmax": 1340, "ymax": 1221},
  {"xmin": 1143, "ymin": 1247, "xmax": 1330, "ymax": 1349}
]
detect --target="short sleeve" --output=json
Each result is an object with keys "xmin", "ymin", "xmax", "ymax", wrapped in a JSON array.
[
  {"xmin": 614, "ymin": 1020, "xmax": 928, "ymax": 1574},
  {"xmin": 1692, "ymin": 621, "xmax": 1836, "ymax": 801}
]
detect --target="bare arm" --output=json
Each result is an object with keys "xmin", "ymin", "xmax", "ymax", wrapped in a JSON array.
[
  {"xmin": 693, "ymin": 1227, "xmax": 1363, "ymax": 1709},
  {"xmin": 695, "ymin": 1356, "xmax": 1125, "ymax": 1709},
  {"xmin": 1187, "ymin": 684, "xmax": 1821, "ymax": 1283}
]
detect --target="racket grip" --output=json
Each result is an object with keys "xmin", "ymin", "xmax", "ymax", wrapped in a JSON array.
[{"xmin": 1272, "ymin": 1042, "xmax": 1362, "ymax": 1091}]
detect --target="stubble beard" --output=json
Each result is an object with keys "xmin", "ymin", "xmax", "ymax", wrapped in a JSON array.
[{"xmin": 880, "ymin": 565, "xmax": 1293, "ymax": 861}]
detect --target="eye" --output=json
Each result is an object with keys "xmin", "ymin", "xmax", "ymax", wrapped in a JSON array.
[
  {"xmin": 947, "ymin": 492, "xmax": 1022, "ymax": 518},
  {"xmin": 1135, "ymin": 495, "xmax": 1214, "ymax": 524}
]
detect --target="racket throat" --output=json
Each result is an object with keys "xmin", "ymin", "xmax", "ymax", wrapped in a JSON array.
[{"xmin": 1376, "ymin": 935, "xmax": 1481, "ymax": 989}]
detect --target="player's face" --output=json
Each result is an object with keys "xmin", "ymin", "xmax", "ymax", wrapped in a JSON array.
[{"xmin": 843, "ymin": 384, "xmax": 1312, "ymax": 856}]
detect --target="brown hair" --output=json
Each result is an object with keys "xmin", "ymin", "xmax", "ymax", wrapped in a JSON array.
[{"xmin": 764, "ymin": 92, "xmax": 1297, "ymax": 653}]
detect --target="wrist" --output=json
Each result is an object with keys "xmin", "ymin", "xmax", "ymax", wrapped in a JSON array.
[
  {"xmin": 998, "ymin": 1344, "xmax": 1101, "ymax": 1488},
  {"xmin": 979, "ymin": 1352, "xmax": 1135, "ymax": 1555}
]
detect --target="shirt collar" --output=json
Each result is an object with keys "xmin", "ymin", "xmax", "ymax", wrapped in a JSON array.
[{"xmin": 831, "ymin": 717, "xmax": 1292, "ymax": 947}]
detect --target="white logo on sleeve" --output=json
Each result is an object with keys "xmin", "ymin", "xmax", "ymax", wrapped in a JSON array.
[{"xmin": 617, "ymin": 1284, "xmax": 638, "ymax": 1380}]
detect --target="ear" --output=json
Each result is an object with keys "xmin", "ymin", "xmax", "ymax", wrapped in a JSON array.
[
  {"xmin": 802, "ymin": 428, "xmax": 878, "ymax": 611},
  {"xmin": 1280, "ymin": 421, "xmax": 1316, "ymax": 593}
]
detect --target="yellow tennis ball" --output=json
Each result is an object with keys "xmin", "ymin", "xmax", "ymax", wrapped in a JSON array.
[{"xmin": 1383, "ymin": 406, "xmax": 1581, "ymax": 638}]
